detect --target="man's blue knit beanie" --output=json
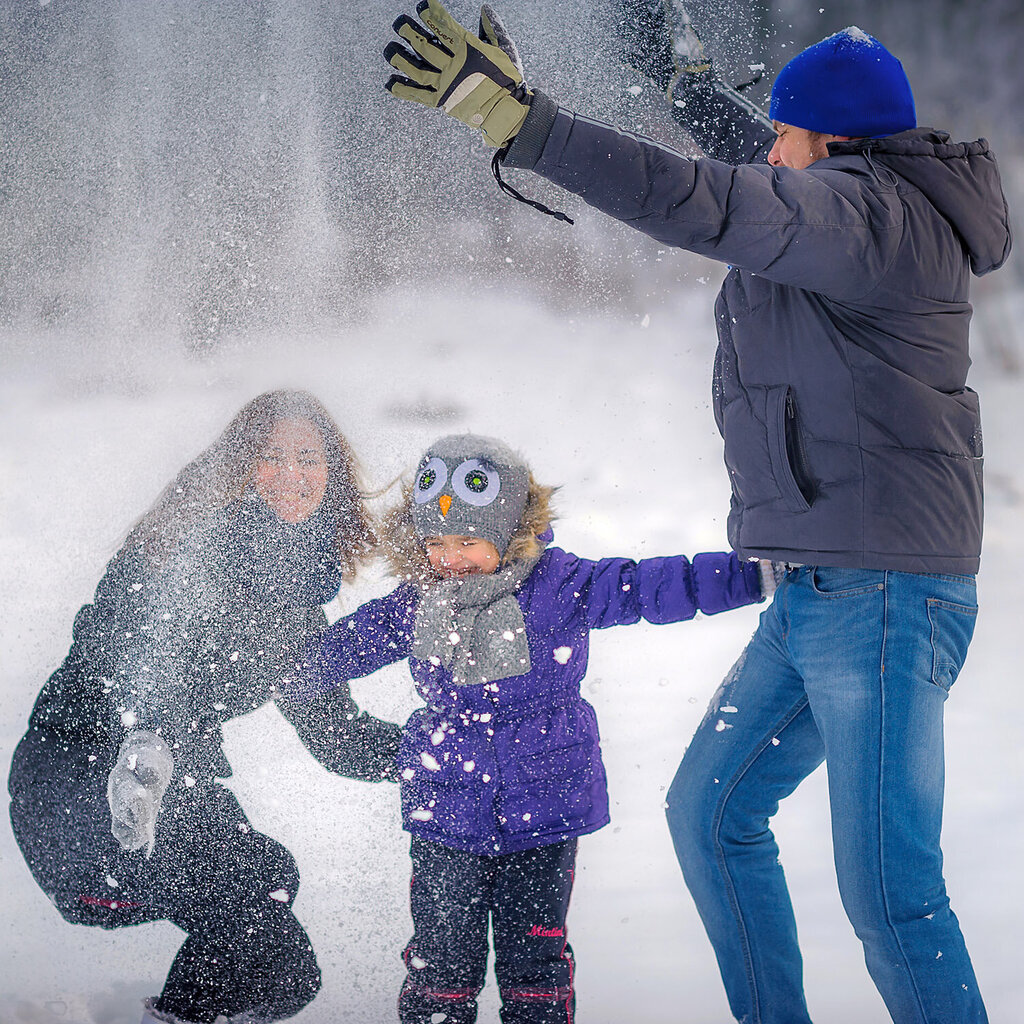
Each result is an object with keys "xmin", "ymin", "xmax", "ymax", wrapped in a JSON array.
[{"xmin": 769, "ymin": 27, "xmax": 916, "ymax": 138}]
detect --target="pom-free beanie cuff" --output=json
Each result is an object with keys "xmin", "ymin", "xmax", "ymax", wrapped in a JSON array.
[{"xmin": 769, "ymin": 27, "xmax": 916, "ymax": 138}]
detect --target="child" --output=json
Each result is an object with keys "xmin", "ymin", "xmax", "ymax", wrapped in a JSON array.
[{"xmin": 303, "ymin": 433, "xmax": 763, "ymax": 1024}]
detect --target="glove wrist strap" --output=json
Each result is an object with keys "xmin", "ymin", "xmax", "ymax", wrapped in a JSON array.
[{"xmin": 490, "ymin": 151, "xmax": 573, "ymax": 224}]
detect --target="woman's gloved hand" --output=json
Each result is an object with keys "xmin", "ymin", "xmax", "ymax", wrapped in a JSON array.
[{"xmin": 106, "ymin": 730, "xmax": 174, "ymax": 858}]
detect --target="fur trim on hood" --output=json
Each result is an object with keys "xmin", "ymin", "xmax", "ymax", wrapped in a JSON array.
[{"xmin": 379, "ymin": 475, "xmax": 558, "ymax": 584}]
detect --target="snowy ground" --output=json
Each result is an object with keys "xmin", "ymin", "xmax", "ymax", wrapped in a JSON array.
[{"xmin": 1, "ymin": 285, "xmax": 1021, "ymax": 1023}]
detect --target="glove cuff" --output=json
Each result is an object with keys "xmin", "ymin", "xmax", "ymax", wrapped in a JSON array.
[
  {"xmin": 117, "ymin": 730, "xmax": 175, "ymax": 787},
  {"xmin": 502, "ymin": 90, "xmax": 558, "ymax": 169}
]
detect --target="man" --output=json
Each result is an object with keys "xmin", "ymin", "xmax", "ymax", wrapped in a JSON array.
[{"xmin": 383, "ymin": 4, "xmax": 1011, "ymax": 1021}]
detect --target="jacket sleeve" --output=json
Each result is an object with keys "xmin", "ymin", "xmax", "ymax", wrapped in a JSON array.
[
  {"xmin": 76, "ymin": 546, "xmax": 206, "ymax": 741},
  {"xmin": 504, "ymin": 94, "xmax": 903, "ymax": 299},
  {"xmin": 547, "ymin": 549, "xmax": 761, "ymax": 630},
  {"xmin": 667, "ymin": 67, "xmax": 775, "ymax": 164},
  {"xmin": 613, "ymin": 0, "xmax": 773, "ymax": 163},
  {"xmin": 276, "ymin": 686, "xmax": 402, "ymax": 783},
  {"xmin": 303, "ymin": 584, "xmax": 417, "ymax": 694}
]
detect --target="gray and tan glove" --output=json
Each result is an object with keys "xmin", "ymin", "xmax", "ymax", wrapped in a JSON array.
[
  {"xmin": 107, "ymin": 730, "xmax": 174, "ymax": 858},
  {"xmin": 385, "ymin": 1, "xmax": 531, "ymax": 148}
]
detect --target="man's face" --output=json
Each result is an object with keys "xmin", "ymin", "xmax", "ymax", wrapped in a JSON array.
[{"xmin": 768, "ymin": 121, "xmax": 848, "ymax": 169}]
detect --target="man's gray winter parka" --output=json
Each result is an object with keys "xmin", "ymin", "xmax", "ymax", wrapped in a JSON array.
[{"xmin": 506, "ymin": 94, "xmax": 1012, "ymax": 572}]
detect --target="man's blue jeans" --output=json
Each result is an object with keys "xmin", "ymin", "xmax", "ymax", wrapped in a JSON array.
[{"xmin": 666, "ymin": 567, "xmax": 986, "ymax": 1024}]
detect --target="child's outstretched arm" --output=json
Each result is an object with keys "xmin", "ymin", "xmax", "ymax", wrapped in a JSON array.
[
  {"xmin": 281, "ymin": 583, "xmax": 419, "ymax": 700},
  {"xmin": 547, "ymin": 550, "xmax": 762, "ymax": 629}
]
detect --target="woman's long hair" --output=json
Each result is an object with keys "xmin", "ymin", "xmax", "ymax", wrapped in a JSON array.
[{"xmin": 123, "ymin": 390, "xmax": 375, "ymax": 578}]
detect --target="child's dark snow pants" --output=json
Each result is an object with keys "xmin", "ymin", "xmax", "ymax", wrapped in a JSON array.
[
  {"xmin": 8, "ymin": 729, "xmax": 321, "ymax": 1023},
  {"xmin": 399, "ymin": 836, "xmax": 578, "ymax": 1024}
]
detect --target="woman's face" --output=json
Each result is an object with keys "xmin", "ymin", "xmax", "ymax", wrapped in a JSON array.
[{"xmin": 253, "ymin": 418, "xmax": 330, "ymax": 523}]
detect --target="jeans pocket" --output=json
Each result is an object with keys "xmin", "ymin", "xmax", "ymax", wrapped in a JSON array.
[
  {"xmin": 927, "ymin": 598, "xmax": 977, "ymax": 691},
  {"xmin": 810, "ymin": 566, "xmax": 885, "ymax": 597}
]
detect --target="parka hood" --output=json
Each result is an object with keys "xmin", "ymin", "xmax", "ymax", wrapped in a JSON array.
[{"xmin": 830, "ymin": 129, "xmax": 1012, "ymax": 276}]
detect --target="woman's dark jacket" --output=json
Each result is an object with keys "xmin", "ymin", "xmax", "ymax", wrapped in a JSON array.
[
  {"xmin": 504, "ymin": 91, "xmax": 1012, "ymax": 573},
  {"xmin": 15, "ymin": 495, "xmax": 400, "ymax": 785}
]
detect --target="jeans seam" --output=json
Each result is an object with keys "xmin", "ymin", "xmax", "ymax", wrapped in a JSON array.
[
  {"xmin": 878, "ymin": 571, "xmax": 929, "ymax": 1022},
  {"xmin": 711, "ymin": 696, "xmax": 810, "ymax": 1024}
]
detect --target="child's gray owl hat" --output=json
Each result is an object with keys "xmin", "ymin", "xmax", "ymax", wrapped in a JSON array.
[{"xmin": 410, "ymin": 434, "xmax": 530, "ymax": 556}]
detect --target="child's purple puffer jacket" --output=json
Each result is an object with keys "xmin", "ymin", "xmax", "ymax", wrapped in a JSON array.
[{"xmin": 318, "ymin": 545, "xmax": 761, "ymax": 855}]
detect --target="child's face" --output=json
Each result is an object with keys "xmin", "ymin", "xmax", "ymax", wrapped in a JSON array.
[{"xmin": 424, "ymin": 535, "xmax": 501, "ymax": 578}]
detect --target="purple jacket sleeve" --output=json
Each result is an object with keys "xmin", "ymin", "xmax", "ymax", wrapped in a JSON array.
[
  {"xmin": 547, "ymin": 549, "xmax": 761, "ymax": 630},
  {"xmin": 316, "ymin": 584, "xmax": 417, "ymax": 687},
  {"xmin": 690, "ymin": 551, "xmax": 764, "ymax": 615}
]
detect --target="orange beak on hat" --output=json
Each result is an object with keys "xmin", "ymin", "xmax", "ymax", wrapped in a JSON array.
[{"xmin": 438, "ymin": 494, "xmax": 452, "ymax": 516}]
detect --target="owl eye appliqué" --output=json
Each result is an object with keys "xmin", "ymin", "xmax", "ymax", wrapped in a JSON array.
[
  {"xmin": 452, "ymin": 459, "xmax": 501, "ymax": 506},
  {"xmin": 413, "ymin": 457, "xmax": 449, "ymax": 504}
]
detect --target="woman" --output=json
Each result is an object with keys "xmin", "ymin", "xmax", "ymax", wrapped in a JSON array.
[{"xmin": 8, "ymin": 390, "xmax": 401, "ymax": 1024}]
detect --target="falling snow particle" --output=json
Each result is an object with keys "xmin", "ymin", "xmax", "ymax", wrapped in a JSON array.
[
  {"xmin": 410, "ymin": 808, "xmax": 434, "ymax": 821},
  {"xmin": 553, "ymin": 647, "xmax": 572, "ymax": 664},
  {"xmin": 463, "ymin": 761, "xmax": 475, "ymax": 772},
  {"xmin": 420, "ymin": 751, "xmax": 441, "ymax": 771},
  {"xmin": 120, "ymin": 711, "xmax": 138, "ymax": 728},
  {"xmin": 411, "ymin": 955, "xmax": 427, "ymax": 969},
  {"xmin": 772, "ymin": 737, "xmax": 780, "ymax": 746},
  {"xmin": 269, "ymin": 889, "xmax": 289, "ymax": 903},
  {"xmin": 105, "ymin": 875, "xmax": 119, "ymax": 889}
]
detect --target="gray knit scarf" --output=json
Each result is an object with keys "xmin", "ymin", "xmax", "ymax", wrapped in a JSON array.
[{"xmin": 411, "ymin": 556, "xmax": 538, "ymax": 686}]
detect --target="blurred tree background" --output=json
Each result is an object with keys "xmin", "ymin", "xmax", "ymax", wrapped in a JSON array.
[{"xmin": 0, "ymin": 0, "xmax": 1020, "ymax": 366}]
